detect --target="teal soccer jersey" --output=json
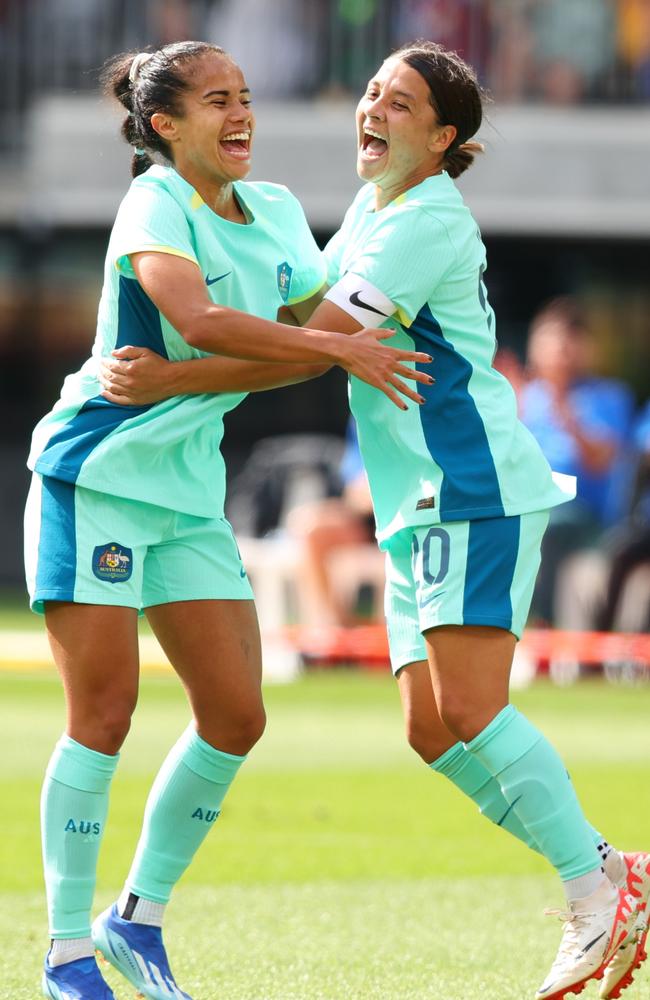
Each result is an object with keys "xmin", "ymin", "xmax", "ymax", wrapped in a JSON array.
[
  {"xmin": 324, "ymin": 173, "xmax": 575, "ymax": 545},
  {"xmin": 28, "ymin": 165, "xmax": 325, "ymax": 517}
]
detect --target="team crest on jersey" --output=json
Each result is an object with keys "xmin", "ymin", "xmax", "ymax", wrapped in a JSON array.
[
  {"xmin": 277, "ymin": 261, "xmax": 293, "ymax": 302},
  {"xmin": 92, "ymin": 543, "xmax": 132, "ymax": 583}
]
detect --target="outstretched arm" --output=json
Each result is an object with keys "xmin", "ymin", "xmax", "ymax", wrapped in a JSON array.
[
  {"xmin": 125, "ymin": 251, "xmax": 432, "ymax": 409},
  {"xmin": 100, "ymin": 345, "xmax": 330, "ymax": 404}
]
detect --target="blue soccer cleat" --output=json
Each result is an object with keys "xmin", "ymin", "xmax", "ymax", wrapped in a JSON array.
[
  {"xmin": 92, "ymin": 904, "xmax": 193, "ymax": 1000},
  {"xmin": 42, "ymin": 954, "xmax": 115, "ymax": 999}
]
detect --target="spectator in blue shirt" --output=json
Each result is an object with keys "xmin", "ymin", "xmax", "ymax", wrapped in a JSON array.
[{"xmin": 519, "ymin": 297, "xmax": 635, "ymax": 624}]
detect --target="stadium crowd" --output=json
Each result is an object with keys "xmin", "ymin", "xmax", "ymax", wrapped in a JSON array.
[{"xmin": 1, "ymin": 0, "xmax": 650, "ymax": 113}]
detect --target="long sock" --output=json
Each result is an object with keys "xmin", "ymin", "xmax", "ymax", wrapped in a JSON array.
[
  {"xmin": 125, "ymin": 724, "xmax": 246, "ymax": 904},
  {"xmin": 466, "ymin": 706, "xmax": 601, "ymax": 881},
  {"xmin": 430, "ymin": 741, "xmax": 606, "ymax": 857},
  {"xmin": 41, "ymin": 734, "xmax": 119, "ymax": 938}
]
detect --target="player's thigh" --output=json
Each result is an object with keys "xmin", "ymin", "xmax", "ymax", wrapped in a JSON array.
[
  {"xmin": 145, "ymin": 598, "xmax": 263, "ymax": 753},
  {"xmin": 45, "ymin": 602, "xmax": 140, "ymax": 754},
  {"xmin": 396, "ymin": 659, "xmax": 458, "ymax": 763},
  {"xmin": 142, "ymin": 512, "xmax": 263, "ymax": 747},
  {"xmin": 424, "ymin": 624, "xmax": 515, "ymax": 741}
]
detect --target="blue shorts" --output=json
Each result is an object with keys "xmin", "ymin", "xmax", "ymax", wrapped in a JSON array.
[
  {"xmin": 383, "ymin": 510, "xmax": 549, "ymax": 674},
  {"xmin": 24, "ymin": 474, "xmax": 253, "ymax": 614}
]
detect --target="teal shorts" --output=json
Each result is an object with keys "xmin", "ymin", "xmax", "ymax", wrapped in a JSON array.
[
  {"xmin": 24, "ymin": 474, "xmax": 253, "ymax": 614},
  {"xmin": 384, "ymin": 510, "xmax": 549, "ymax": 674}
]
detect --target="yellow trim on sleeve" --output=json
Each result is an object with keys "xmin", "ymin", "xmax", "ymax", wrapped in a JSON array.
[
  {"xmin": 114, "ymin": 245, "xmax": 200, "ymax": 273},
  {"xmin": 287, "ymin": 275, "xmax": 328, "ymax": 306},
  {"xmin": 396, "ymin": 306, "xmax": 412, "ymax": 328}
]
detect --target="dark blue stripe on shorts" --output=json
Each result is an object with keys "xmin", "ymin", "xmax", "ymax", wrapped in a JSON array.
[
  {"xmin": 463, "ymin": 516, "xmax": 521, "ymax": 629},
  {"xmin": 35, "ymin": 476, "xmax": 77, "ymax": 602}
]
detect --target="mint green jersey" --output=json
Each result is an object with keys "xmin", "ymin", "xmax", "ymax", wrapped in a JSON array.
[
  {"xmin": 28, "ymin": 166, "xmax": 325, "ymax": 517},
  {"xmin": 324, "ymin": 173, "xmax": 574, "ymax": 545}
]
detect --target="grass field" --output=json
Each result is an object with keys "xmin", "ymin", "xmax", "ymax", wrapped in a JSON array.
[{"xmin": 1, "ymin": 667, "xmax": 649, "ymax": 999}]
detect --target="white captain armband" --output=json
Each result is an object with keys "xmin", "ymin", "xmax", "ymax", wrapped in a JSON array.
[{"xmin": 324, "ymin": 272, "xmax": 395, "ymax": 327}]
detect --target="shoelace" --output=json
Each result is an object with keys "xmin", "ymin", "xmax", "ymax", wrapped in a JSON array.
[{"xmin": 543, "ymin": 907, "xmax": 602, "ymax": 962}]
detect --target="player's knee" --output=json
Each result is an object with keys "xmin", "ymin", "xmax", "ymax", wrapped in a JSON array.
[
  {"xmin": 72, "ymin": 695, "xmax": 137, "ymax": 755},
  {"xmin": 437, "ymin": 698, "xmax": 478, "ymax": 744},
  {"xmin": 238, "ymin": 703, "xmax": 267, "ymax": 751},
  {"xmin": 405, "ymin": 718, "xmax": 445, "ymax": 763},
  {"xmin": 209, "ymin": 702, "xmax": 267, "ymax": 755}
]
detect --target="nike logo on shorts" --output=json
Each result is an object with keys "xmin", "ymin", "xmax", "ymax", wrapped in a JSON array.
[
  {"xmin": 349, "ymin": 290, "xmax": 389, "ymax": 316},
  {"xmin": 418, "ymin": 589, "xmax": 445, "ymax": 609},
  {"xmin": 206, "ymin": 271, "xmax": 232, "ymax": 285}
]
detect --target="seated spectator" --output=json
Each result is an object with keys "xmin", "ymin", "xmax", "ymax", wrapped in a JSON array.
[
  {"xmin": 596, "ymin": 399, "xmax": 650, "ymax": 632},
  {"xmin": 531, "ymin": 0, "xmax": 616, "ymax": 102},
  {"xmin": 287, "ymin": 418, "xmax": 379, "ymax": 626},
  {"xmin": 519, "ymin": 297, "xmax": 635, "ymax": 625}
]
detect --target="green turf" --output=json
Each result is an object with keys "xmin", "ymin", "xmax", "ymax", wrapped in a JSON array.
[{"xmin": 1, "ymin": 670, "xmax": 649, "ymax": 999}]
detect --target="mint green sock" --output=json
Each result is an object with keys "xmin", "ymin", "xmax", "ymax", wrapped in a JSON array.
[
  {"xmin": 126, "ymin": 725, "xmax": 246, "ymax": 904},
  {"xmin": 430, "ymin": 741, "xmax": 604, "ymax": 856},
  {"xmin": 41, "ymin": 734, "xmax": 119, "ymax": 938},
  {"xmin": 466, "ymin": 706, "xmax": 601, "ymax": 880}
]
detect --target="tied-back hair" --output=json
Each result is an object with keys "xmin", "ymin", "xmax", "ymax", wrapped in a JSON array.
[
  {"xmin": 393, "ymin": 40, "xmax": 486, "ymax": 178},
  {"xmin": 101, "ymin": 41, "xmax": 227, "ymax": 178}
]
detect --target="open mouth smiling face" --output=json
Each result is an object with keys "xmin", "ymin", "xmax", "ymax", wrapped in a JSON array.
[
  {"xmin": 219, "ymin": 129, "xmax": 252, "ymax": 161},
  {"xmin": 361, "ymin": 125, "xmax": 389, "ymax": 162}
]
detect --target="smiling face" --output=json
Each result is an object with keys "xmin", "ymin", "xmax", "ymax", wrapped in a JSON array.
[
  {"xmin": 152, "ymin": 52, "xmax": 254, "ymax": 188},
  {"xmin": 356, "ymin": 57, "xmax": 456, "ymax": 205}
]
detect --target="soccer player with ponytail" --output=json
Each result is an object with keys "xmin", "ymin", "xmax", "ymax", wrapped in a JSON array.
[
  {"xmin": 113, "ymin": 41, "xmax": 649, "ymax": 1000},
  {"xmin": 26, "ymin": 41, "xmax": 432, "ymax": 1000}
]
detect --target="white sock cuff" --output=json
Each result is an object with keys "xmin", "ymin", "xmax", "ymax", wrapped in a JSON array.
[
  {"xmin": 563, "ymin": 866, "xmax": 605, "ymax": 902},
  {"xmin": 48, "ymin": 936, "xmax": 94, "ymax": 967},
  {"xmin": 118, "ymin": 887, "xmax": 166, "ymax": 927}
]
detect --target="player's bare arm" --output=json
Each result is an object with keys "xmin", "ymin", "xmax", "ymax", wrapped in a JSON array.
[
  {"xmin": 102, "ymin": 278, "xmax": 433, "ymax": 409},
  {"xmin": 129, "ymin": 252, "xmax": 432, "ymax": 409}
]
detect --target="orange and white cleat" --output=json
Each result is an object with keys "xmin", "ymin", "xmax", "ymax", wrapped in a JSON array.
[
  {"xmin": 535, "ymin": 878, "xmax": 640, "ymax": 1000},
  {"xmin": 599, "ymin": 852, "xmax": 650, "ymax": 999}
]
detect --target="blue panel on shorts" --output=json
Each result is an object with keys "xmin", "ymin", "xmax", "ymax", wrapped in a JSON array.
[
  {"xmin": 35, "ymin": 396, "xmax": 152, "ymax": 482},
  {"xmin": 408, "ymin": 304, "xmax": 504, "ymax": 519},
  {"xmin": 116, "ymin": 275, "xmax": 169, "ymax": 356},
  {"xmin": 35, "ymin": 476, "xmax": 77, "ymax": 601},
  {"xmin": 463, "ymin": 515, "xmax": 521, "ymax": 628}
]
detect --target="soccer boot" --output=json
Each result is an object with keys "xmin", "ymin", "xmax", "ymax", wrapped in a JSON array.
[
  {"xmin": 535, "ymin": 877, "xmax": 639, "ymax": 1000},
  {"xmin": 42, "ymin": 954, "xmax": 115, "ymax": 999},
  {"xmin": 92, "ymin": 903, "xmax": 193, "ymax": 1000},
  {"xmin": 600, "ymin": 852, "xmax": 650, "ymax": 999}
]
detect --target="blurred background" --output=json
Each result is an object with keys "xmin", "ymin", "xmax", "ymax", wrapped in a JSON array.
[{"xmin": 0, "ymin": 0, "xmax": 649, "ymax": 666}]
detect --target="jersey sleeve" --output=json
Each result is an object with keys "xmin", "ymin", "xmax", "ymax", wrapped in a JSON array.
[
  {"xmin": 282, "ymin": 191, "xmax": 327, "ymax": 306},
  {"xmin": 333, "ymin": 207, "xmax": 457, "ymax": 328},
  {"xmin": 323, "ymin": 226, "xmax": 348, "ymax": 287},
  {"xmin": 111, "ymin": 176, "xmax": 199, "ymax": 279}
]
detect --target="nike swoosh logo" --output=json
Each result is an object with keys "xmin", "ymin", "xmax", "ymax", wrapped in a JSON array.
[
  {"xmin": 418, "ymin": 589, "xmax": 445, "ymax": 609},
  {"xmin": 496, "ymin": 794, "xmax": 523, "ymax": 827},
  {"xmin": 206, "ymin": 271, "xmax": 232, "ymax": 285},
  {"xmin": 349, "ymin": 290, "xmax": 389, "ymax": 316},
  {"xmin": 580, "ymin": 930, "xmax": 607, "ymax": 955}
]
